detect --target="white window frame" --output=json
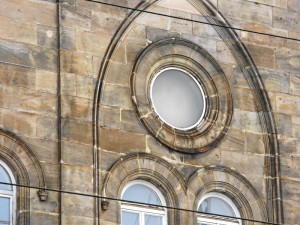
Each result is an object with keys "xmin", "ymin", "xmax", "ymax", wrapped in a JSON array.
[
  {"xmin": 0, "ymin": 160, "xmax": 16, "ymax": 225},
  {"xmin": 121, "ymin": 180, "xmax": 167, "ymax": 225},
  {"xmin": 150, "ymin": 67, "xmax": 206, "ymax": 131},
  {"xmin": 197, "ymin": 192, "xmax": 241, "ymax": 225}
]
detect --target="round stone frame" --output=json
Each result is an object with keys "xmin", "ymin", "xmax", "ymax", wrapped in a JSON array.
[{"xmin": 131, "ymin": 38, "xmax": 233, "ymax": 153}]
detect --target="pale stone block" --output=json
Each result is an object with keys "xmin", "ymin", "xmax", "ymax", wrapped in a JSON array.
[
  {"xmin": 137, "ymin": 6, "xmax": 170, "ymax": 30},
  {"xmin": 76, "ymin": 30, "xmax": 110, "ymax": 57},
  {"xmin": 76, "ymin": 75, "xmax": 96, "ymax": 99},
  {"xmin": 61, "ymin": 72, "xmax": 76, "ymax": 95},
  {"xmin": 170, "ymin": 10, "xmax": 193, "ymax": 35},
  {"xmin": 0, "ymin": 15, "xmax": 37, "ymax": 45},
  {"xmin": 273, "ymin": 7, "xmax": 300, "ymax": 31},
  {"xmin": 36, "ymin": 70, "xmax": 57, "ymax": 94},
  {"xmin": 275, "ymin": 48, "xmax": 300, "ymax": 73},
  {"xmin": 218, "ymin": 0, "xmax": 273, "ymax": 25},
  {"xmin": 276, "ymin": 93, "xmax": 300, "ymax": 116}
]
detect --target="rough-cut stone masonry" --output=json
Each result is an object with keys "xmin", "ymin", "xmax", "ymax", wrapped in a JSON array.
[{"xmin": 0, "ymin": 0, "xmax": 299, "ymax": 224}]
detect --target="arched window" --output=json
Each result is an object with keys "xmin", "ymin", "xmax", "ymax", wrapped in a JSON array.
[
  {"xmin": 198, "ymin": 193, "xmax": 241, "ymax": 225},
  {"xmin": 0, "ymin": 161, "xmax": 16, "ymax": 225},
  {"xmin": 121, "ymin": 180, "xmax": 167, "ymax": 225}
]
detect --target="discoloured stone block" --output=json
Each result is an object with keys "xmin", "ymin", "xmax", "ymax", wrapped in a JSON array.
[
  {"xmin": 61, "ymin": 95, "xmax": 93, "ymax": 121},
  {"xmin": 275, "ymin": 48, "xmax": 300, "ymax": 73},
  {"xmin": 62, "ymin": 118, "xmax": 92, "ymax": 144},
  {"xmin": 99, "ymin": 127, "xmax": 146, "ymax": 152},
  {"xmin": 99, "ymin": 105, "xmax": 120, "ymax": 129},
  {"xmin": 0, "ymin": 39, "xmax": 57, "ymax": 71},
  {"xmin": 61, "ymin": 50, "xmax": 93, "ymax": 76},
  {"xmin": 37, "ymin": 24, "xmax": 58, "ymax": 49},
  {"xmin": 246, "ymin": 43, "xmax": 276, "ymax": 69},
  {"xmin": 0, "ymin": 63, "xmax": 36, "ymax": 89},
  {"xmin": 60, "ymin": 27, "xmax": 76, "ymax": 51},
  {"xmin": 274, "ymin": 113, "xmax": 292, "ymax": 135},
  {"xmin": 102, "ymin": 84, "xmax": 133, "ymax": 110},
  {"xmin": 276, "ymin": 93, "xmax": 300, "ymax": 116}
]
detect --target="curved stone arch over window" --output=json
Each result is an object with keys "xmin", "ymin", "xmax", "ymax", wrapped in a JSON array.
[
  {"xmin": 0, "ymin": 160, "xmax": 16, "ymax": 225},
  {"xmin": 121, "ymin": 180, "xmax": 167, "ymax": 225},
  {"xmin": 197, "ymin": 192, "xmax": 241, "ymax": 225},
  {"xmin": 188, "ymin": 166, "xmax": 268, "ymax": 225},
  {"xmin": 0, "ymin": 129, "xmax": 48, "ymax": 225},
  {"xmin": 101, "ymin": 153, "xmax": 187, "ymax": 225}
]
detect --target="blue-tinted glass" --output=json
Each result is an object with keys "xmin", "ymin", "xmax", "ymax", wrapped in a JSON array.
[
  {"xmin": 0, "ymin": 197, "xmax": 10, "ymax": 222},
  {"xmin": 0, "ymin": 165, "xmax": 12, "ymax": 191},
  {"xmin": 122, "ymin": 211, "xmax": 139, "ymax": 225},
  {"xmin": 123, "ymin": 184, "xmax": 162, "ymax": 205},
  {"xmin": 145, "ymin": 214, "xmax": 162, "ymax": 225},
  {"xmin": 199, "ymin": 197, "xmax": 236, "ymax": 217}
]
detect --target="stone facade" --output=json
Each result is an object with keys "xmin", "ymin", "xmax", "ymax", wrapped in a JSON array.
[{"xmin": 0, "ymin": 0, "xmax": 299, "ymax": 225}]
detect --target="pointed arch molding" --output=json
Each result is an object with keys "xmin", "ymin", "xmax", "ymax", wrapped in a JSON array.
[{"xmin": 93, "ymin": 0, "xmax": 282, "ymax": 223}]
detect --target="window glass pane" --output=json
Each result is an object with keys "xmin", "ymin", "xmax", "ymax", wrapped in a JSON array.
[
  {"xmin": 0, "ymin": 165, "xmax": 12, "ymax": 190},
  {"xmin": 151, "ymin": 69, "xmax": 205, "ymax": 129},
  {"xmin": 123, "ymin": 184, "xmax": 162, "ymax": 205},
  {"xmin": 0, "ymin": 197, "xmax": 10, "ymax": 222},
  {"xmin": 199, "ymin": 197, "xmax": 235, "ymax": 217},
  {"xmin": 145, "ymin": 214, "xmax": 162, "ymax": 225},
  {"xmin": 122, "ymin": 211, "xmax": 140, "ymax": 225}
]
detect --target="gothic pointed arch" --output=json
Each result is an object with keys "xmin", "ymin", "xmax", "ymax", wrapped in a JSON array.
[{"xmin": 93, "ymin": 0, "xmax": 282, "ymax": 224}]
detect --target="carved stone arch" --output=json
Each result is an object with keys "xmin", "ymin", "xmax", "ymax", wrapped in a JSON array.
[
  {"xmin": 187, "ymin": 166, "xmax": 268, "ymax": 225},
  {"xmin": 101, "ymin": 153, "xmax": 187, "ymax": 225},
  {"xmin": 0, "ymin": 129, "xmax": 47, "ymax": 225},
  {"xmin": 93, "ymin": 0, "xmax": 282, "ymax": 224}
]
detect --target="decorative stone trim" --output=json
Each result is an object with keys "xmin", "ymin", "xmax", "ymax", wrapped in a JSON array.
[
  {"xmin": 187, "ymin": 166, "xmax": 268, "ymax": 224},
  {"xmin": 0, "ymin": 129, "xmax": 48, "ymax": 225},
  {"xmin": 101, "ymin": 153, "xmax": 186, "ymax": 225},
  {"xmin": 131, "ymin": 38, "xmax": 233, "ymax": 153}
]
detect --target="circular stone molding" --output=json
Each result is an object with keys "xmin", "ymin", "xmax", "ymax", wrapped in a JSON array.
[{"xmin": 131, "ymin": 38, "xmax": 233, "ymax": 153}]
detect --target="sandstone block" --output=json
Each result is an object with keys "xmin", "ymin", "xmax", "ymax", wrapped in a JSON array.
[
  {"xmin": 60, "ymin": 27, "xmax": 76, "ymax": 51},
  {"xmin": 36, "ymin": 69, "xmax": 57, "ymax": 94},
  {"xmin": 61, "ymin": 95, "xmax": 93, "ymax": 121},
  {"xmin": 36, "ymin": 115, "xmax": 57, "ymax": 140},
  {"xmin": 62, "ymin": 141, "xmax": 93, "ymax": 166},
  {"xmin": 99, "ymin": 105, "xmax": 120, "ymax": 129},
  {"xmin": 62, "ymin": 118, "xmax": 93, "ymax": 144},
  {"xmin": 246, "ymin": 44, "xmax": 275, "ymax": 69},
  {"xmin": 102, "ymin": 84, "xmax": 133, "ymax": 110},
  {"xmin": 76, "ymin": 75, "xmax": 96, "ymax": 99},
  {"xmin": 38, "ymin": 24, "xmax": 58, "ymax": 49},
  {"xmin": 99, "ymin": 127, "xmax": 146, "ymax": 152},
  {"xmin": 0, "ymin": 39, "xmax": 57, "ymax": 71},
  {"xmin": 61, "ymin": 50, "xmax": 93, "ymax": 76}
]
